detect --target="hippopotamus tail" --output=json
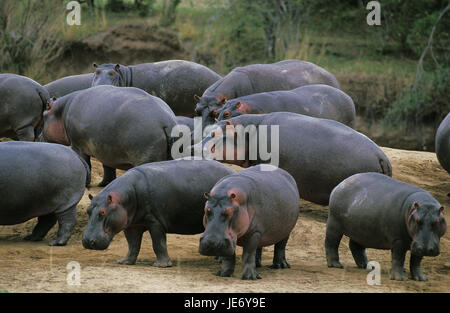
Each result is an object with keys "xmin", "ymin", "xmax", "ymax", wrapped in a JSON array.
[
  {"xmin": 379, "ymin": 158, "xmax": 392, "ymax": 177},
  {"xmin": 37, "ymin": 88, "xmax": 50, "ymax": 113},
  {"xmin": 76, "ymin": 154, "xmax": 91, "ymax": 187}
]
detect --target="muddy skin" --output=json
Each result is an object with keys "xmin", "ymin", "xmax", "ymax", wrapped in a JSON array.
[
  {"xmin": 0, "ymin": 141, "xmax": 88, "ymax": 246},
  {"xmin": 195, "ymin": 60, "xmax": 340, "ymax": 128},
  {"xmin": 41, "ymin": 85, "xmax": 177, "ymax": 187},
  {"xmin": 326, "ymin": 172, "xmax": 447, "ymax": 281},
  {"xmin": 0, "ymin": 74, "xmax": 50, "ymax": 141},
  {"xmin": 91, "ymin": 60, "xmax": 221, "ymax": 117},
  {"xmin": 82, "ymin": 159, "xmax": 235, "ymax": 267},
  {"xmin": 199, "ymin": 165, "xmax": 300, "ymax": 280},
  {"xmin": 217, "ymin": 84, "xmax": 356, "ymax": 128},
  {"xmin": 191, "ymin": 112, "xmax": 392, "ymax": 205},
  {"xmin": 44, "ymin": 73, "xmax": 94, "ymax": 98}
]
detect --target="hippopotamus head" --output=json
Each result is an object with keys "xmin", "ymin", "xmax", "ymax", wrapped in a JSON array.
[
  {"xmin": 191, "ymin": 120, "xmax": 251, "ymax": 168},
  {"xmin": 194, "ymin": 94, "xmax": 229, "ymax": 128},
  {"xmin": 82, "ymin": 192, "xmax": 129, "ymax": 250},
  {"xmin": 41, "ymin": 97, "xmax": 70, "ymax": 145},
  {"xmin": 92, "ymin": 63, "xmax": 124, "ymax": 87},
  {"xmin": 217, "ymin": 100, "xmax": 248, "ymax": 121},
  {"xmin": 406, "ymin": 202, "xmax": 447, "ymax": 257},
  {"xmin": 199, "ymin": 187, "xmax": 250, "ymax": 257}
]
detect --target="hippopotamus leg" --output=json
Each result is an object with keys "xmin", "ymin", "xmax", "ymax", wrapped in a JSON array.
[
  {"xmin": 24, "ymin": 213, "xmax": 57, "ymax": 241},
  {"xmin": 241, "ymin": 232, "xmax": 262, "ymax": 280},
  {"xmin": 325, "ymin": 219, "xmax": 344, "ymax": 268},
  {"xmin": 16, "ymin": 125, "xmax": 35, "ymax": 141},
  {"xmin": 49, "ymin": 205, "xmax": 77, "ymax": 246},
  {"xmin": 390, "ymin": 241, "xmax": 408, "ymax": 281},
  {"xmin": 349, "ymin": 239, "xmax": 368, "ymax": 269},
  {"xmin": 216, "ymin": 254, "xmax": 236, "ymax": 277},
  {"xmin": 270, "ymin": 236, "xmax": 291, "ymax": 269},
  {"xmin": 117, "ymin": 225, "xmax": 146, "ymax": 265},
  {"xmin": 410, "ymin": 254, "xmax": 427, "ymax": 281},
  {"xmin": 98, "ymin": 165, "xmax": 116, "ymax": 187},
  {"xmin": 255, "ymin": 247, "xmax": 262, "ymax": 268},
  {"xmin": 146, "ymin": 218, "xmax": 172, "ymax": 267}
]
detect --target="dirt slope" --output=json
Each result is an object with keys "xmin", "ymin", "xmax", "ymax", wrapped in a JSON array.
[{"xmin": 0, "ymin": 147, "xmax": 449, "ymax": 293}]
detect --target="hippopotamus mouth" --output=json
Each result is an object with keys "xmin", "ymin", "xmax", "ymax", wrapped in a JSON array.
[
  {"xmin": 411, "ymin": 240, "xmax": 440, "ymax": 257},
  {"xmin": 82, "ymin": 230, "xmax": 113, "ymax": 250},
  {"xmin": 198, "ymin": 234, "xmax": 236, "ymax": 257}
]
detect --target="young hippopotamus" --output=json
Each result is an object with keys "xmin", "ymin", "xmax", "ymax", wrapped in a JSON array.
[
  {"xmin": 195, "ymin": 60, "xmax": 340, "ymax": 127},
  {"xmin": 41, "ymin": 85, "xmax": 177, "ymax": 187},
  {"xmin": 91, "ymin": 60, "xmax": 221, "ymax": 116},
  {"xmin": 0, "ymin": 74, "xmax": 50, "ymax": 141},
  {"xmin": 191, "ymin": 112, "xmax": 391, "ymax": 205},
  {"xmin": 82, "ymin": 159, "xmax": 235, "ymax": 267},
  {"xmin": 0, "ymin": 141, "xmax": 89, "ymax": 245},
  {"xmin": 216, "ymin": 84, "xmax": 356, "ymax": 128},
  {"xmin": 326, "ymin": 172, "xmax": 447, "ymax": 281},
  {"xmin": 199, "ymin": 165, "xmax": 300, "ymax": 280}
]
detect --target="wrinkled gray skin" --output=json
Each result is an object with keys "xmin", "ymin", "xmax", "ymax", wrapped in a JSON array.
[
  {"xmin": 91, "ymin": 60, "xmax": 221, "ymax": 117},
  {"xmin": 326, "ymin": 173, "xmax": 447, "ymax": 281},
  {"xmin": 44, "ymin": 73, "xmax": 94, "ymax": 98},
  {"xmin": 195, "ymin": 60, "xmax": 340, "ymax": 127},
  {"xmin": 82, "ymin": 159, "xmax": 235, "ymax": 267},
  {"xmin": 436, "ymin": 113, "xmax": 450, "ymax": 176},
  {"xmin": 192, "ymin": 112, "xmax": 392, "ymax": 205},
  {"xmin": 41, "ymin": 85, "xmax": 177, "ymax": 187},
  {"xmin": 217, "ymin": 84, "xmax": 356, "ymax": 128},
  {"xmin": 0, "ymin": 74, "xmax": 49, "ymax": 141},
  {"xmin": 0, "ymin": 141, "xmax": 88, "ymax": 245},
  {"xmin": 199, "ymin": 165, "xmax": 300, "ymax": 280}
]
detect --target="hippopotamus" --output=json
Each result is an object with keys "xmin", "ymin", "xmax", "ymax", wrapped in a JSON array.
[
  {"xmin": 44, "ymin": 73, "xmax": 94, "ymax": 98},
  {"xmin": 217, "ymin": 84, "xmax": 356, "ymax": 128},
  {"xmin": 326, "ymin": 172, "xmax": 447, "ymax": 281},
  {"xmin": 0, "ymin": 141, "xmax": 89, "ymax": 245},
  {"xmin": 41, "ymin": 85, "xmax": 177, "ymax": 187},
  {"xmin": 175, "ymin": 116, "xmax": 195, "ymax": 132},
  {"xmin": 91, "ymin": 60, "xmax": 222, "ymax": 117},
  {"xmin": 195, "ymin": 60, "xmax": 340, "ymax": 127},
  {"xmin": 436, "ymin": 113, "xmax": 450, "ymax": 176},
  {"xmin": 199, "ymin": 165, "xmax": 299, "ymax": 280},
  {"xmin": 191, "ymin": 112, "xmax": 391, "ymax": 205},
  {"xmin": 0, "ymin": 74, "xmax": 49, "ymax": 141},
  {"xmin": 82, "ymin": 159, "xmax": 235, "ymax": 267}
]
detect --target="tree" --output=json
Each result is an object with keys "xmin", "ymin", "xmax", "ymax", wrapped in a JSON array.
[{"xmin": 160, "ymin": 0, "xmax": 181, "ymax": 26}]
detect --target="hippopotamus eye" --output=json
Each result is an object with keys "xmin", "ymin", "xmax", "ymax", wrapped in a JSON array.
[{"xmin": 224, "ymin": 111, "xmax": 231, "ymax": 118}]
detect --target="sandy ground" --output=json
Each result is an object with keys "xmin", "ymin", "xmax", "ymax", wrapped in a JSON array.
[{"xmin": 0, "ymin": 146, "xmax": 449, "ymax": 293}]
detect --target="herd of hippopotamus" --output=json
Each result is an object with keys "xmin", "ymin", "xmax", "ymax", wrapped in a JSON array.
[{"xmin": 0, "ymin": 59, "xmax": 448, "ymax": 282}]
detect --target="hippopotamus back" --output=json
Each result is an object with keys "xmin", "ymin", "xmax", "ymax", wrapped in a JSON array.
[
  {"xmin": 436, "ymin": 113, "xmax": 450, "ymax": 174},
  {"xmin": 44, "ymin": 73, "xmax": 94, "ymax": 98}
]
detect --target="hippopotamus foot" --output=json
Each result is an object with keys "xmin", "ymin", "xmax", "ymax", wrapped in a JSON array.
[
  {"xmin": 390, "ymin": 243, "xmax": 408, "ymax": 281},
  {"xmin": 148, "ymin": 222, "xmax": 172, "ymax": 267},
  {"xmin": 270, "ymin": 237, "xmax": 291, "ymax": 269},
  {"xmin": 24, "ymin": 214, "xmax": 58, "ymax": 241},
  {"xmin": 117, "ymin": 226, "xmax": 145, "ymax": 265},
  {"xmin": 153, "ymin": 259, "xmax": 173, "ymax": 268},
  {"xmin": 255, "ymin": 248, "xmax": 262, "ymax": 268},
  {"xmin": 216, "ymin": 254, "xmax": 236, "ymax": 277},
  {"xmin": 49, "ymin": 206, "xmax": 77, "ymax": 246},
  {"xmin": 410, "ymin": 254, "xmax": 428, "ymax": 281},
  {"xmin": 349, "ymin": 239, "xmax": 368, "ymax": 269},
  {"xmin": 241, "ymin": 232, "xmax": 262, "ymax": 280},
  {"xmin": 325, "ymin": 222, "xmax": 344, "ymax": 268},
  {"xmin": 98, "ymin": 165, "xmax": 117, "ymax": 187}
]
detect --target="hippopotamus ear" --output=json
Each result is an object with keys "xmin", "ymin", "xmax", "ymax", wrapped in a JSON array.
[
  {"xmin": 225, "ymin": 121, "xmax": 233, "ymax": 126},
  {"xmin": 93, "ymin": 63, "xmax": 98, "ymax": 68},
  {"xmin": 235, "ymin": 101, "xmax": 241, "ymax": 108},
  {"xmin": 107, "ymin": 192, "xmax": 121, "ymax": 206},
  {"xmin": 204, "ymin": 192, "xmax": 210, "ymax": 200},
  {"xmin": 114, "ymin": 64, "xmax": 120, "ymax": 72},
  {"xmin": 194, "ymin": 95, "xmax": 201, "ymax": 103},
  {"xmin": 439, "ymin": 206, "xmax": 445, "ymax": 215}
]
